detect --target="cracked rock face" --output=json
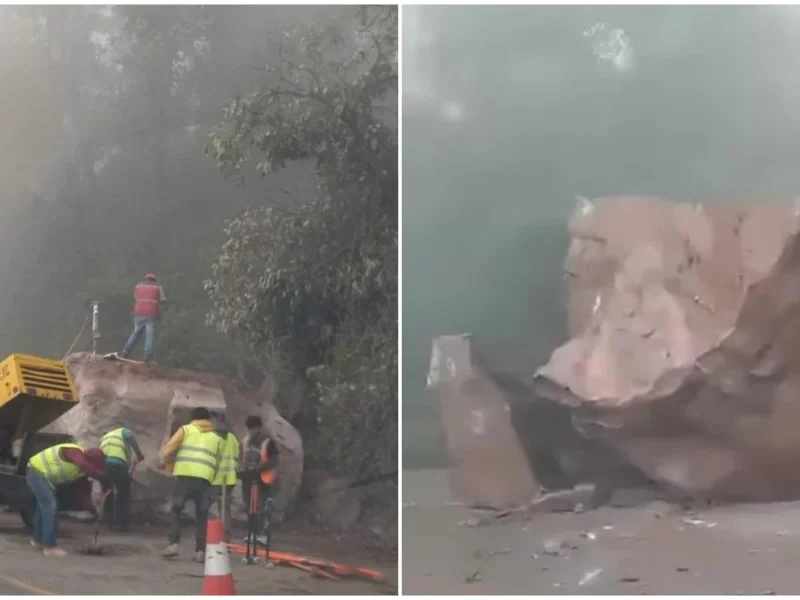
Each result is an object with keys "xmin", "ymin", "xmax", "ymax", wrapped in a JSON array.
[
  {"xmin": 47, "ymin": 353, "xmax": 303, "ymax": 519},
  {"xmin": 534, "ymin": 196, "xmax": 800, "ymax": 502}
]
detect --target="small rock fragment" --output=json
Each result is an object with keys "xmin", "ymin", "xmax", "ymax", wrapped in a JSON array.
[
  {"xmin": 620, "ymin": 577, "xmax": 641, "ymax": 583},
  {"xmin": 578, "ymin": 568, "xmax": 603, "ymax": 586},
  {"xmin": 464, "ymin": 570, "xmax": 482, "ymax": 584},
  {"xmin": 676, "ymin": 567, "xmax": 690, "ymax": 573},
  {"xmin": 543, "ymin": 539, "xmax": 562, "ymax": 556}
]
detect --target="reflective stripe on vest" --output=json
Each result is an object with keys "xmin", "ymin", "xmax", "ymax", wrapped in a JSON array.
[
  {"xmin": 173, "ymin": 424, "xmax": 221, "ymax": 483},
  {"xmin": 29, "ymin": 443, "xmax": 85, "ymax": 488},
  {"xmin": 134, "ymin": 282, "xmax": 161, "ymax": 318},
  {"xmin": 100, "ymin": 428, "xmax": 130, "ymax": 464},
  {"xmin": 212, "ymin": 433, "xmax": 240, "ymax": 486}
]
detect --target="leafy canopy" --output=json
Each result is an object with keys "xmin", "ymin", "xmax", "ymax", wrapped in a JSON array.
[{"xmin": 205, "ymin": 6, "xmax": 398, "ymax": 488}]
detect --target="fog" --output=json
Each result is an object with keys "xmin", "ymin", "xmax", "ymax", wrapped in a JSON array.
[
  {"xmin": 0, "ymin": 5, "xmax": 343, "ymax": 370},
  {"xmin": 402, "ymin": 5, "xmax": 800, "ymax": 466}
]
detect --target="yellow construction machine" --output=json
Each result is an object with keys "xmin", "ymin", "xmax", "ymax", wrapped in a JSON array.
[{"xmin": 0, "ymin": 354, "xmax": 82, "ymax": 527}]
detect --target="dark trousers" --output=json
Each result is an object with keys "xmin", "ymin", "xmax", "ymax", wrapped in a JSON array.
[
  {"xmin": 102, "ymin": 462, "xmax": 132, "ymax": 528},
  {"xmin": 168, "ymin": 476, "xmax": 212, "ymax": 551},
  {"xmin": 241, "ymin": 479, "xmax": 272, "ymax": 535}
]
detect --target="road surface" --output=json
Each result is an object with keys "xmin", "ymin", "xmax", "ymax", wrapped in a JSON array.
[
  {"xmin": 404, "ymin": 468, "xmax": 800, "ymax": 595},
  {"xmin": 0, "ymin": 512, "xmax": 396, "ymax": 595},
  {"xmin": 0, "ymin": 574, "xmax": 37, "ymax": 595}
]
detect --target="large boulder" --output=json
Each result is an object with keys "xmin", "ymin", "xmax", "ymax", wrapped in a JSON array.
[
  {"xmin": 533, "ymin": 196, "xmax": 800, "ymax": 502},
  {"xmin": 433, "ymin": 196, "xmax": 800, "ymax": 507},
  {"xmin": 48, "ymin": 353, "xmax": 303, "ymax": 519}
]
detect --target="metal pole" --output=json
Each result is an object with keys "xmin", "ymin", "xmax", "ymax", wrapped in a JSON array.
[
  {"xmin": 91, "ymin": 301, "xmax": 100, "ymax": 355},
  {"xmin": 221, "ymin": 483, "xmax": 228, "ymax": 540}
]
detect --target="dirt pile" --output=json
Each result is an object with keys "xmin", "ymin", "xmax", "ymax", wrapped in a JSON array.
[
  {"xmin": 48, "ymin": 353, "xmax": 303, "ymax": 519},
  {"xmin": 433, "ymin": 196, "xmax": 800, "ymax": 507}
]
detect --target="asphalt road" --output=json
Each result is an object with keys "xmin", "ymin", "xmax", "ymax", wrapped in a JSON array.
[
  {"xmin": 0, "ymin": 511, "xmax": 395, "ymax": 595},
  {"xmin": 404, "ymin": 468, "xmax": 800, "ymax": 595},
  {"xmin": 0, "ymin": 573, "xmax": 42, "ymax": 595}
]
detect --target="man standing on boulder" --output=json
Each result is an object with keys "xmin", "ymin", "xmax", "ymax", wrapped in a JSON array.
[
  {"xmin": 239, "ymin": 415, "xmax": 279, "ymax": 546},
  {"xmin": 100, "ymin": 427, "xmax": 145, "ymax": 531},
  {"xmin": 120, "ymin": 273, "xmax": 165, "ymax": 364},
  {"xmin": 159, "ymin": 407, "xmax": 224, "ymax": 562},
  {"xmin": 27, "ymin": 444, "xmax": 107, "ymax": 557}
]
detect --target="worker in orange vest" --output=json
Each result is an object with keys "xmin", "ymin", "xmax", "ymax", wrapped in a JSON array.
[
  {"xmin": 120, "ymin": 273, "xmax": 166, "ymax": 364},
  {"xmin": 238, "ymin": 415, "xmax": 278, "ymax": 546}
]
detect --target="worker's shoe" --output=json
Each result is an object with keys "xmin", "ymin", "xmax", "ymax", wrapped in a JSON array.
[
  {"xmin": 30, "ymin": 539, "xmax": 42, "ymax": 550},
  {"xmin": 161, "ymin": 543, "xmax": 179, "ymax": 558},
  {"xmin": 42, "ymin": 547, "xmax": 67, "ymax": 557},
  {"xmin": 193, "ymin": 550, "xmax": 205, "ymax": 563}
]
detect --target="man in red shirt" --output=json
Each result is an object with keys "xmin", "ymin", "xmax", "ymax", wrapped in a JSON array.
[
  {"xmin": 119, "ymin": 273, "xmax": 166, "ymax": 364},
  {"xmin": 27, "ymin": 444, "xmax": 107, "ymax": 557}
]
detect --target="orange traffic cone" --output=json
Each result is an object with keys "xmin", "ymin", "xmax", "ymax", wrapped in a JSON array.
[{"xmin": 202, "ymin": 518, "xmax": 236, "ymax": 595}]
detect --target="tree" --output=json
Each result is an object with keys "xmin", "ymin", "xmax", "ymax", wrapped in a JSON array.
[{"xmin": 205, "ymin": 6, "xmax": 398, "ymax": 498}]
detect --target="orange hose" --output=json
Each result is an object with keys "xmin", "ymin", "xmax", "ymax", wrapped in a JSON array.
[
  {"xmin": 226, "ymin": 543, "xmax": 385, "ymax": 583},
  {"xmin": 287, "ymin": 562, "xmax": 340, "ymax": 580}
]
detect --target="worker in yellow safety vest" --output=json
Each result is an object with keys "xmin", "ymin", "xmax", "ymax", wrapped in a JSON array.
[
  {"xmin": 99, "ymin": 427, "xmax": 145, "ymax": 531},
  {"xmin": 210, "ymin": 411, "xmax": 240, "ymax": 538},
  {"xmin": 27, "ymin": 443, "xmax": 107, "ymax": 556},
  {"xmin": 158, "ymin": 407, "xmax": 224, "ymax": 562}
]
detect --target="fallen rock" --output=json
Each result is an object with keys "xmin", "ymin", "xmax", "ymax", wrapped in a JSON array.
[
  {"xmin": 433, "ymin": 196, "xmax": 800, "ymax": 507},
  {"xmin": 428, "ymin": 334, "xmax": 541, "ymax": 509},
  {"xmin": 47, "ymin": 353, "xmax": 303, "ymax": 519},
  {"xmin": 428, "ymin": 335, "xmax": 646, "ymax": 510},
  {"xmin": 534, "ymin": 196, "xmax": 800, "ymax": 501},
  {"xmin": 542, "ymin": 538, "xmax": 562, "ymax": 556}
]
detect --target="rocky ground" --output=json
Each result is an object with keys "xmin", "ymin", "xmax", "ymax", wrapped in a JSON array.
[
  {"xmin": 404, "ymin": 468, "xmax": 800, "ymax": 595},
  {"xmin": 0, "ymin": 510, "xmax": 396, "ymax": 595}
]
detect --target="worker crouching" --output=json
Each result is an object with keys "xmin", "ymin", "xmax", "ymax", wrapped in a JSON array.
[
  {"xmin": 159, "ymin": 407, "xmax": 224, "ymax": 562},
  {"xmin": 26, "ymin": 444, "xmax": 107, "ymax": 557},
  {"xmin": 100, "ymin": 427, "xmax": 145, "ymax": 531}
]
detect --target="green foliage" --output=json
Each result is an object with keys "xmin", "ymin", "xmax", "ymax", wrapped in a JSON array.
[
  {"xmin": 306, "ymin": 301, "xmax": 397, "ymax": 504},
  {"xmin": 205, "ymin": 6, "xmax": 397, "ymax": 491}
]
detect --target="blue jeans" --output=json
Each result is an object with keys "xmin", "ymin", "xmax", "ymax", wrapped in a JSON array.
[
  {"xmin": 122, "ymin": 316, "xmax": 156, "ymax": 359},
  {"xmin": 26, "ymin": 468, "xmax": 58, "ymax": 547}
]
